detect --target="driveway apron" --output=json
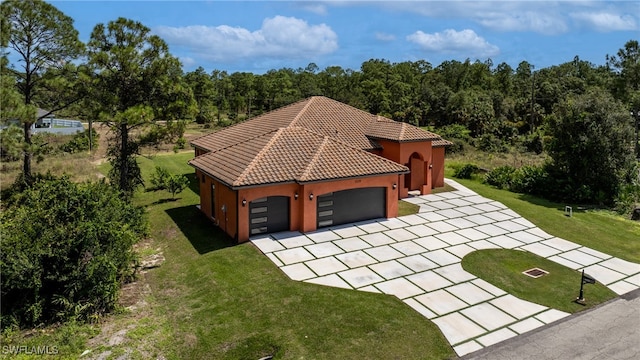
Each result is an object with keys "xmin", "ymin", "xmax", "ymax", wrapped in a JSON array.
[{"xmin": 250, "ymin": 179, "xmax": 640, "ymax": 356}]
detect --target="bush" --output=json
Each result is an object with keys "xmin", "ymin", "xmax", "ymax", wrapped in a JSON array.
[
  {"xmin": 0, "ymin": 176, "xmax": 147, "ymax": 328},
  {"xmin": 475, "ymin": 133, "xmax": 508, "ymax": 153},
  {"xmin": 172, "ymin": 136, "xmax": 187, "ymax": 153},
  {"xmin": 484, "ymin": 165, "xmax": 516, "ymax": 189},
  {"xmin": 453, "ymin": 163, "xmax": 479, "ymax": 179},
  {"xmin": 615, "ymin": 183, "xmax": 640, "ymax": 218},
  {"xmin": 0, "ymin": 125, "xmax": 23, "ymax": 161},
  {"xmin": 149, "ymin": 166, "xmax": 189, "ymax": 198},
  {"xmin": 510, "ymin": 165, "xmax": 548, "ymax": 194},
  {"xmin": 433, "ymin": 124, "xmax": 472, "ymax": 141},
  {"xmin": 150, "ymin": 166, "xmax": 171, "ymax": 190},
  {"xmin": 167, "ymin": 173, "xmax": 189, "ymax": 199},
  {"xmin": 59, "ymin": 129, "xmax": 99, "ymax": 153},
  {"xmin": 521, "ymin": 131, "xmax": 544, "ymax": 154}
]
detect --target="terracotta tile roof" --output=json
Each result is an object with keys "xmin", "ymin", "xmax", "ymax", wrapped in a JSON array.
[
  {"xmin": 190, "ymin": 99, "xmax": 310, "ymax": 152},
  {"xmin": 189, "ymin": 127, "xmax": 408, "ymax": 188},
  {"xmin": 432, "ymin": 138, "xmax": 454, "ymax": 147},
  {"xmin": 189, "ymin": 96, "xmax": 447, "ymax": 187},
  {"xmin": 191, "ymin": 96, "xmax": 442, "ymax": 152},
  {"xmin": 365, "ymin": 116, "xmax": 440, "ymax": 142}
]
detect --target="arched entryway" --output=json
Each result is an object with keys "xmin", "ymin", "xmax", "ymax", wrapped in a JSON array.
[{"xmin": 408, "ymin": 152, "xmax": 426, "ymax": 191}]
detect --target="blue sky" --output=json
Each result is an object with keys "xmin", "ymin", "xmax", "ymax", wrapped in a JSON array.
[{"xmin": 50, "ymin": 0, "xmax": 639, "ymax": 74}]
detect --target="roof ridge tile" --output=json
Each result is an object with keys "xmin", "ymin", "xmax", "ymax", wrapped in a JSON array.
[
  {"xmin": 299, "ymin": 135, "xmax": 330, "ymax": 181},
  {"xmin": 289, "ymin": 97, "xmax": 314, "ymax": 128},
  {"xmin": 233, "ymin": 128, "xmax": 284, "ymax": 186}
]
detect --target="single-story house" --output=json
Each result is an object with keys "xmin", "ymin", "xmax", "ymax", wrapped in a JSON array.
[{"xmin": 189, "ymin": 96, "xmax": 451, "ymax": 242}]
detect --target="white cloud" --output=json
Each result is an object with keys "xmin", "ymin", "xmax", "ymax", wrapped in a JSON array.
[
  {"xmin": 368, "ymin": 1, "xmax": 640, "ymax": 35},
  {"xmin": 381, "ymin": 1, "xmax": 569, "ymax": 34},
  {"xmin": 477, "ymin": 11, "xmax": 568, "ymax": 35},
  {"xmin": 407, "ymin": 29, "xmax": 499, "ymax": 57},
  {"xmin": 375, "ymin": 32, "xmax": 396, "ymax": 42},
  {"xmin": 570, "ymin": 12, "xmax": 637, "ymax": 32},
  {"xmin": 154, "ymin": 16, "xmax": 338, "ymax": 63},
  {"xmin": 299, "ymin": 3, "xmax": 328, "ymax": 16}
]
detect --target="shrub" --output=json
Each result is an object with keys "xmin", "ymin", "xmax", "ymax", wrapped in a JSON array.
[
  {"xmin": 0, "ymin": 176, "xmax": 147, "ymax": 328},
  {"xmin": 434, "ymin": 124, "xmax": 472, "ymax": 141},
  {"xmin": 59, "ymin": 129, "xmax": 99, "ymax": 153},
  {"xmin": 172, "ymin": 136, "xmax": 187, "ymax": 153},
  {"xmin": 484, "ymin": 165, "xmax": 516, "ymax": 189},
  {"xmin": 447, "ymin": 138, "xmax": 468, "ymax": 154},
  {"xmin": 522, "ymin": 131, "xmax": 544, "ymax": 154},
  {"xmin": 150, "ymin": 166, "xmax": 171, "ymax": 190},
  {"xmin": 453, "ymin": 163, "xmax": 479, "ymax": 179},
  {"xmin": 166, "ymin": 174, "xmax": 189, "ymax": 199},
  {"xmin": 0, "ymin": 125, "xmax": 23, "ymax": 161},
  {"xmin": 475, "ymin": 133, "xmax": 508, "ymax": 153},
  {"xmin": 149, "ymin": 167, "xmax": 189, "ymax": 198},
  {"xmin": 510, "ymin": 165, "xmax": 548, "ymax": 194},
  {"xmin": 615, "ymin": 183, "xmax": 640, "ymax": 218}
]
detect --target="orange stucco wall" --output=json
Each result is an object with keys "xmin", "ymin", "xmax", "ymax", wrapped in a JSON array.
[
  {"xmin": 376, "ymin": 139, "xmax": 434, "ymax": 196},
  {"xmin": 198, "ymin": 173, "xmax": 399, "ymax": 243},
  {"xmin": 197, "ymin": 171, "xmax": 240, "ymax": 240}
]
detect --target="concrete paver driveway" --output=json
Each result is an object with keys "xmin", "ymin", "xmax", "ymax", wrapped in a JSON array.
[{"xmin": 250, "ymin": 179, "xmax": 640, "ymax": 356}]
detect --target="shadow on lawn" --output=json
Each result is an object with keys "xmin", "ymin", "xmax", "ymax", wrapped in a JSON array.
[{"xmin": 165, "ymin": 205, "xmax": 236, "ymax": 254}]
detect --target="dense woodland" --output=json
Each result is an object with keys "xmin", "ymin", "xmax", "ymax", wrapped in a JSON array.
[{"xmin": 1, "ymin": 0, "xmax": 639, "ymax": 330}]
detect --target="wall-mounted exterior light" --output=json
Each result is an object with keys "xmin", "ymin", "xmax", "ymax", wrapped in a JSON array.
[
  {"xmin": 242, "ymin": 199, "xmax": 247, "ymax": 206},
  {"xmin": 294, "ymin": 192, "xmax": 299, "ymax": 200},
  {"xmin": 392, "ymin": 183, "xmax": 397, "ymax": 189},
  {"xmin": 309, "ymin": 193, "xmax": 314, "ymax": 200}
]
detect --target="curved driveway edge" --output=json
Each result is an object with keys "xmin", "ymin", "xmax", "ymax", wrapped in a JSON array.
[{"xmin": 250, "ymin": 179, "xmax": 640, "ymax": 356}]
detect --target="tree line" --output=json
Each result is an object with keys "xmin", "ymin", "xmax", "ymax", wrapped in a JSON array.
[{"xmin": 2, "ymin": 1, "xmax": 638, "ymax": 197}]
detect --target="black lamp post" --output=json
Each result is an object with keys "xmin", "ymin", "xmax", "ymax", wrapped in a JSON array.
[{"xmin": 632, "ymin": 110, "xmax": 639, "ymax": 160}]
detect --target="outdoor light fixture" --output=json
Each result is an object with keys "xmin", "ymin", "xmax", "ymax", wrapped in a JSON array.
[
  {"xmin": 393, "ymin": 183, "xmax": 397, "ymax": 189},
  {"xmin": 294, "ymin": 192, "xmax": 299, "ymax": 200},
  {"xmin": 242, "ymin": 199, "xmax": 247, "ymax": 206},
  {"xmin": 309, "ymin": 193, "xmax": 314, "ymax": 200}
]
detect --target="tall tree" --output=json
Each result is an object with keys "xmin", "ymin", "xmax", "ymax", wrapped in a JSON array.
[
  {"xmin": 1, "ymin": 0, "xmax": 84, "ymax": 183},
  {"xmin": 185, "ymin": 66, "xmax": 217, "ymax": 123},
  {"xmin": 607, "ymin": 40, "xmax": 640, "ymax": 103},
  {"xmin": 546, "ymin": 88, "xmax": 636, "ymax": 203},
  {"xmin": 86, "ymin": 17, "xmax": 195, "ymax": 196}
]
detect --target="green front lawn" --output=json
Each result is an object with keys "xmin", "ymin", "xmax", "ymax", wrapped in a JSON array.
[{"xmin": 463, "ymin": 249, "xmax": 617, "ymax": 313}]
